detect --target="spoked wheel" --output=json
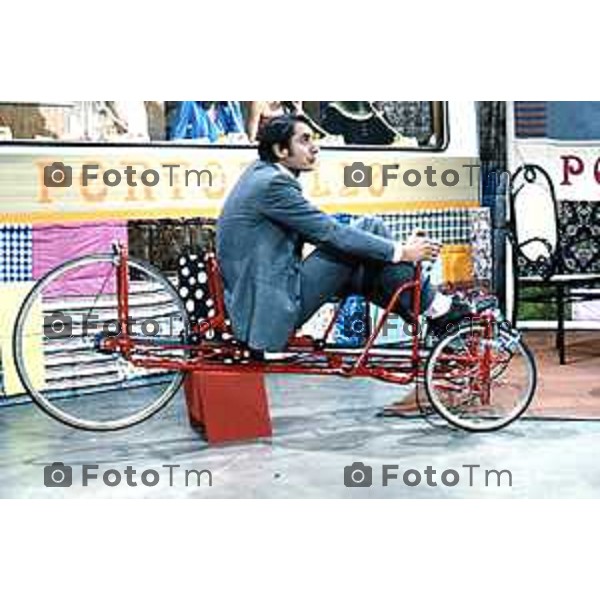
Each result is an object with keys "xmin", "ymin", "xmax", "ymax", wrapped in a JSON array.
[
  {"xmin": 424, "ymin": 322, "xmax": 536, "ymax": 432},
  {"xmin": 13, "ymin": 253, "xmax": 190, "ymax": 431}
]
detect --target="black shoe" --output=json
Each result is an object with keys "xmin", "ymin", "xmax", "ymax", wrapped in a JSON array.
[
  {"xmin": 468, "ymin": 291, "xmax": 499, "ymax": 313},
  {"xmin": 427, "ymin": 296, "xmax": 473, "ymax": 338}
]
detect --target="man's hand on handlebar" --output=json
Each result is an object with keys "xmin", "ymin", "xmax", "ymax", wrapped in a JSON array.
[{"xmin": 392, "ymin": 228, "xmax": 442, "ymax": 263}]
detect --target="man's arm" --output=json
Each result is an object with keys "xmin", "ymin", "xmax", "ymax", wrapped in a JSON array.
[{"xmin": 257, "ymin": 173, "xmax": 395, "ymax": 262}]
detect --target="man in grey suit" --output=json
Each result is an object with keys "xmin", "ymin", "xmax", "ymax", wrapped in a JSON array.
[{"xmin": 217, "ymin": 115, "xmax": 469, "ymax": 352}]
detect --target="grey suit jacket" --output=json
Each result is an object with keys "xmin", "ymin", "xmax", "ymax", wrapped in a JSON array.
[{"xmin": 216, "ymin": 160, "xmax": 395, "ymax": 351}]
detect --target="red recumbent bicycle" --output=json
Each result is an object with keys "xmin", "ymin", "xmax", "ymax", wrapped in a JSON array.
[{"xmin": 12, "ymin": 242, "xmax": 536, "ymax": 433}]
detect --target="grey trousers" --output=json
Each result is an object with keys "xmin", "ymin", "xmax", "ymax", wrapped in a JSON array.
[{"xmin": 296, "ymin": 216, "xmax": 436, "ymax": 327}]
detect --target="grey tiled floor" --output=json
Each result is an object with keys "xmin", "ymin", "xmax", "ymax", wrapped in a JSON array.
[{"xmin": 1, "ymin": 375, "xmax": 599, "ymax": 498}]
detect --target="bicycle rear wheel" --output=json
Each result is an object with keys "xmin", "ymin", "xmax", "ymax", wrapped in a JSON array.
[
  {"xmin": 424, "ymin": 323, "xmax": 536, "ymax": 432},
  {"xmin": 13, "ymin": 252, "xmax": 190, "ymax": 431}
]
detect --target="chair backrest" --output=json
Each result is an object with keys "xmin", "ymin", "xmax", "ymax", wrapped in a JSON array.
[
  {"xmin": 509, "ymin": 164, "xmax": 560, "ymax": 267},
  {"xmin": 203, "ymin": 253, "xmax": 229, "ymax": 329}
]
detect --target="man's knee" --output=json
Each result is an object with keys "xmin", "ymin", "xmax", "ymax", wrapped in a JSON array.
[{"xmin": 351, "ymin": 216, "xmax": 391, "ymax": 238}]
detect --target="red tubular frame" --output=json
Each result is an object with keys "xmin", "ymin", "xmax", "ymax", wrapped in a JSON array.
[
  {"xmin": 479, "ymin": 319, "xmax": 493, "ymax": 405},
  {"xmin": 102, "ymin": 246, "xmax": 496, "ymax": 393},
  {"xmin": 115, "ymin": 242, "xmax": 132, "ymax": 357}
]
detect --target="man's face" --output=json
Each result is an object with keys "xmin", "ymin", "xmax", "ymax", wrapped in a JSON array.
[{"xmin": 278, "ymin": 122, "xmax": 319, "ymax": 172}]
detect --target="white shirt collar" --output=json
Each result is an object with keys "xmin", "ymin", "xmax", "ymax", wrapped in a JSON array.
[{"xmin": 274, "ymin": 162, "xmax": 297, "ymax": 179}]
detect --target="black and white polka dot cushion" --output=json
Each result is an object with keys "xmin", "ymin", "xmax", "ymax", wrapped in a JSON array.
[
  {"xmin": 177, "ymin": 252, "xmax": 250, "ymax": 363},
  {"xmin": 177, "ymin": 253, "xmax": 214, "ymax": 321}
]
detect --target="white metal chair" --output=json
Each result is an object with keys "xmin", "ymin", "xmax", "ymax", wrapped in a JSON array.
[{"xmin": 508, "ymin": 164, "xmax": 600, "ymax": 363}]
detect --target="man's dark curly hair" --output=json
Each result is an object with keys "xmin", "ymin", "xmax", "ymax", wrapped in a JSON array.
[{"xmin": 257, "ymin": 114, "xmax": 314, "ymax": 162}]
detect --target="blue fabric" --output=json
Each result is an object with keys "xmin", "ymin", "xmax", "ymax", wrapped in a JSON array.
[
  {"xmin": 333, "ymin": 294, "xmax": 367, "ymax": 347},
  {"xmin": 331, "ymin": 214, "xmax": 367, "ymax": 347},
  {"xmin": 215, "ymin": 101, "xmax": 244, "ymax": 136},
  {"xmin": 168, "ymin": 101, "xmax": 203, "ymax": 140},
  {"xmin": 168, "ymin": 101, "xmax": 244, "ymax": 142},
  {"xmin": 548, "ymin": 102, "xmax": 600, "ymax": 140}
]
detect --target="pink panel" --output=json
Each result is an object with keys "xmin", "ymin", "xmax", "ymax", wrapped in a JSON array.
[{"xmin": 33, "ymin": 222, "xmax": 127, "ymax": 297}]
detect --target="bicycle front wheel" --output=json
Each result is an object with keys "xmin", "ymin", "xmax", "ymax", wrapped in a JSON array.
[
  {"xmin": 13, "ymin": 253, "xmax": 190, "ymax": 431},
  {"xmin": 424, "ymin": 323, "xmax": 537, "ymax": 432}
]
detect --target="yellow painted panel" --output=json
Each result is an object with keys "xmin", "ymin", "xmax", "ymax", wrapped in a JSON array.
[
  {"xmin": 0, "ymin": 199, "xmax": 480, "ymax": 224},
  {"xmin": 0, "ymin": 283, "xmax": 45, "ymax": 396}
]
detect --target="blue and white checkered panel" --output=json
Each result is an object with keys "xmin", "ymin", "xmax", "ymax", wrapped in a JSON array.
[
  {"xmin": 379, "ymin": 209, "xmax": 474, "ymax": 245},
  {"xmin": 0, "ymin": 225, "xmax": 33, "ymax": 282}
]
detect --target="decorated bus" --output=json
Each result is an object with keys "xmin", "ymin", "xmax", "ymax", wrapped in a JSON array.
[{"xmin": 0, "ymin": 101, "xmax": 485, "ymax": 400}]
